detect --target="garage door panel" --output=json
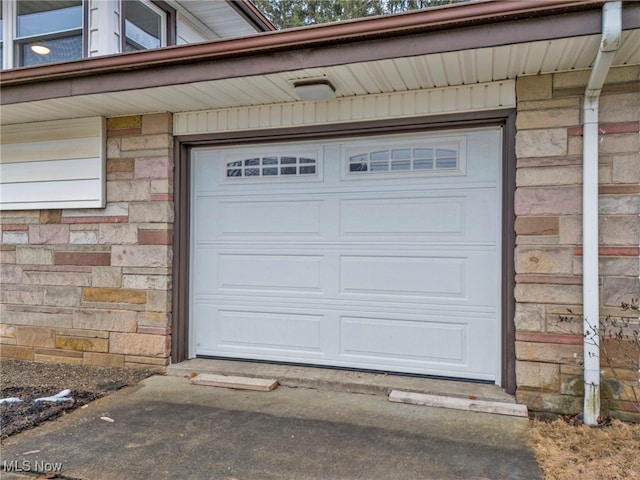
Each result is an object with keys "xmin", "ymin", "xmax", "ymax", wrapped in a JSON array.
[
  {"xmin": 339, "ymin": 255, "xmax": 465, "ymax": 298},
  {"xmin": 219, "ymin": 200, "xmax": 323, "ymax": 236},
  {"xmin": 218, "ymin": 253, "xmax": 324, "ymax": 293},
  {"xmin": 340, "ymin": 316, "xmax": 466, "ymax": 363},
  {"xmin": 215, "ymin": 309, "xmax": 325, "ymax": 354}
]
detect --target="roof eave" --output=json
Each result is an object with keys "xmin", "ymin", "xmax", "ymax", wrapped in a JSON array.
[{"xmin": 0, "ymin": 0, "xmax": 607, "ymax": 87}]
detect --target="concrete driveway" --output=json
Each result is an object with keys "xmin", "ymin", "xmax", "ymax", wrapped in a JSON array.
[{"xmin": 0, "ymin": 375, "xmax": 541, "ymax": 480}]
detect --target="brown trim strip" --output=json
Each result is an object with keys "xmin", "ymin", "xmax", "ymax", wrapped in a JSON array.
[
  {"xmin": 171, "ymin": 109, "xmax": 518, "ymax": 395},
  {"xmin": 226, "ymin": 0, "xmax": 277, "ymax": 32},
  {"xmin": 1, "ymin": 0, "xmax": 613, "ymax": 86}
]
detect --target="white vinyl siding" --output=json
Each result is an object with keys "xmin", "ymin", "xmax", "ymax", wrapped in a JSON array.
[
  {"xmin": 0, "ymin": 117, "xmax": 106, "ymax": 210},
  {"xmin": 174, "ymin": 81, "xmax": 516, "ymax": 135}
]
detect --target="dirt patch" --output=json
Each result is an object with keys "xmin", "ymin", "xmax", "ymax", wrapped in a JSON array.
[
  {"xmin": 1, "ymin": 359, "xmax": 153, "ymax": 439},
  {"xmin": 530, "ymin": 418, "xmax": 640, "ymax": 480}
]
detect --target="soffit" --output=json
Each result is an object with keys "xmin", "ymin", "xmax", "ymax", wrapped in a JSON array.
[
  {"xmin": 173, "ymin": 1, "xmax": 263, "ymax": 37},
  {"xmin": 1, "ymin": 28, "xmax": 638, "ymax": 126}
]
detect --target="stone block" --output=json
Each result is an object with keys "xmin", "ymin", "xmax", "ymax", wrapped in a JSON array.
[
  {"xmin": 1, "ymin": 264, "xmax": 22, "ymax": 283},
  {"xmin": 1, "ymin": 325, "xmax": 17, "ymax": 338},
  {"xmin": 84, "ymin": 352, "xmax": 125, "ymax": 368},
  {"xmin": 98, "ymin": 224, "xmax": 138, "ymax": 244},
  {"xmin": 515, "ymin": 217, "xmax": 559, "ymax": 236},
  {"xmin": 603, "ymin": 277, "xmax": 639, "ymax": 307},
  {"xmin": 515, "ymin": 186, "xmax": 581, "ymax": 215},
  {"xmin": 516, "ymin": 361, "xmax": 560, "ymax": 390},
  {"xmin": 515, "ymin": 341, "xmax": 582, "ymax": 364},
  {"xmin": 516, "ymin": 129, "xmax": 567, "ymax": 158},
  {"xmin": 56, "ymin": 336, "xmax": 108, "ymax": 352},
  {"xmin": 600, "ymin": 215, "xmax": 639, "ymax": 245},
  {"xmin": 44, "ymin": 286, "xmax": 82, "ymax": 307},
  {"xmin": 558, "ymin": 216, "xmax": 582, "ymax": 245},
  {"xmin": 106, "ymin": 180, "xmax": 150, "ymax": 202},
  {"xmin": 110, "ymin": 332, "xmax": 170, "ymax": 357},
  {"xmin": 515, "ymin": 283, "xmax": 582, "ymax": 304},
  {"xmin": 135, "ymin": 156, "xmax": 170, "ymax": 179},
  {"xmin": 553, "ymin": 70, "xmax": 589, "ymax": 89},
  {"xmin": 82, "ymin": 287, "xmax": 146, "ymax": 304},
  {"xmin": 516, "ymin": 109, "xmax": 580, "ymax": 130},
  {"xmin": 515, "ymin": 247, "xmax": 573, "ymax": 274},
  {"xmin": 108, "ymin": 116, "xmax": 141, "ymax": 130},
  {"xmin": 63, "ymin": 202, "xmax": 129, "ymax": 219},
  {"xmin": 1, "ymin": 305, "xmax": 73, "ymax": 328},
  {"xmin": 599, "ymin": 195, "xmax": 639, "ymax": 215},
  {"xmin": 598, "ymin": 257, "xmax": 639, "ymax": 276},
  {"xmin": 107, "ymin": 158, "xmax": 134, "ymax": 174},
  {"xmin": 34, "ymin": 348, "xmax": 83, "ymax": 365},
  {"xmin": 55, "ymin": 328, "xmax": 109, "ymax": 339},
  {"xmin": 125, "ymin": 354, "xmax": 170, "ymax": 366},
  {"xmin": 121, "ymin": 134, "xmax": 172, "ymax": 152},
  {"xmin": 0, "ymin": 248, "xmax": 16, "ymax": 264},
  {"xmin": 613, "ymin": 153, "xmax": 640, "ymax": 184},
  {"xmin": 73, "ymin": 309, "xmax": 137, "ymax": 332},
  {"xmin": 515, "ymin": 166, "xmax": 581, "ymax": 187},
  {"xmin": 70, "ymin": 231, "xmax": 98, "ymax": 244},
  {"xmin": 150, "ymin": 179, "xmax": 172, "ymax": 194},
  {"xmin": 128, "ymin": 202, "xmax": 174, "ymax": 223},
  {"xmin": 138, "ymin": 230, "xmax": 173, "ymax": 245},
  {"xmin": 516, "ymin": 391, "xmax": 581, "ymax": 415},
  {"xmin": 518, "ymin": 97, "xmax": 580, "ymax": 111},
  {"xmin": 0, "ymin": 345, "xmax": 34, "ymax": 360},
  {"xmin": 111, "ymin": 245, "xmax": 172, "ymax": 267},
  {"xmin": 599, "ymin": 92, "xmax": 640, "ymax": 123},
  {"xmin": 142, "ymin": 113, "xmax": 172, "ymax": 134},
  {"xmin": 40, "ymin": 210, "xmax": 62, "ymax": 224},
  {"xmin": 16, "ymin": 326, "xmax": 56, "ymax": 348},
  {"xmin": 600, "ymin": 133, "xmax": 639, "ymax": 155},
  {"xmin": 54, "ymin": 252, "xmax": 111, "ymax": 266},
  {"xmin": 2, "ymin": 232, "xmax": 28, "ymax": 244},
  {"xmin": 138, "ymin": 312, "xmax": 170, "ymax": 327},
  {"xmin": 514, "ymin": 303, "xmax": 545, "ymax": 332},
  {"xmin": 123, "ymin": 274, "xmax": 170, "ymax": 290},
  {"xmin": 22, "ymin": 270, "xmax": 92, "ymax": 286},
  {"xmin": 516, "ymin": 74, "xmax": 552, "ymax": 101},
  {"xmin": 92, "ymin": 266, "xmax": 123, "ymax": 288},
  {"xmin": 29, "ymin": 225, "xmax": 69, "ymax": 244},
  {"xmin": 15, "ymin": 247, "xmax": 54, "ymax": 265},
  {"xmin": 545, "ymin": 309, "xmax": 583, "ymax": 335},
  {"xmin": 145, "ymin": 291, "xmax": 171, "ymax": 313}
]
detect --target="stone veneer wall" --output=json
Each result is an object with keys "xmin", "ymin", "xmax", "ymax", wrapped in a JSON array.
[
  {"xmin": 0, "ymin": 114, "xmax": 174, "ymax": 371},
  {"xmin": 514, "ymin": 65, "xmax": 640, "ymax": 420}
]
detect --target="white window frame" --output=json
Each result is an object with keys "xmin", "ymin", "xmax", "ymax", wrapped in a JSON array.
[{"xmin": 122, "ymin": 0, "xmax": 167, "ymax": 52}]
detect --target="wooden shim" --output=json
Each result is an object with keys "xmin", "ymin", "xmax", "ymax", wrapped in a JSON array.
[
  {"xmin": 388, "ymin": 390, "xmax": 529, "ymax": 417},
  {"xmin": 190, "ymin": 373, "xmax": 279, "ymax": 392}
]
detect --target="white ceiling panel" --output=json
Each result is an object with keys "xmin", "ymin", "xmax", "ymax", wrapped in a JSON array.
[{"xmin": 2, "ymin": 31, "xmax": 638, "ymax": 126}]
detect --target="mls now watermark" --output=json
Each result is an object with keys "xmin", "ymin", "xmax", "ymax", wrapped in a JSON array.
[{"xmin": 2, "ymin": 459, "xmax": 63, "ymax": 473}]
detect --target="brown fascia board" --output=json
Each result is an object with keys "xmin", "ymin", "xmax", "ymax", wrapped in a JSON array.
[
  {"xmin": 227, "ymin": 0, "xmax": 277, "ymax": 32},
  {"xmin": 0, "ymin": 0, "xmax": 620, "ymax": 98}
]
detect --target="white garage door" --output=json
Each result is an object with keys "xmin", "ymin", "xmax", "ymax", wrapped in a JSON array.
[{"xmin": 191, "ymin": 128, "xmax": 502, "ymax": 382}]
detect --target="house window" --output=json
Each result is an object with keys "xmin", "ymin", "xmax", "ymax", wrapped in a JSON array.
[
  {"xmin": 123, "ymin": 0, "xmax": 166, "ymax": 52},
  {"xmin": 348, "ymin": 145, "xmax": 461, "ymax": 174},
  {"xmin": 14, "ymin": 0, "xmax": 83, "ymax": 67},
  {"xmin": 226, "ymin": 156, "xmax": 318, "ymax": 178},
  {"xmin": 1, "ymin": 1, "xmax": 175, "ymax": 69}
]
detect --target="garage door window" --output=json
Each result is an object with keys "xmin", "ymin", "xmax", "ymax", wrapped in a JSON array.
[
  {"xmin": 226, "ymin": 156, "xmax": 317, "ymax": 178},
  {"xmin": 347, "ymin": 142, "xmax": 463, "ymax": 175}
]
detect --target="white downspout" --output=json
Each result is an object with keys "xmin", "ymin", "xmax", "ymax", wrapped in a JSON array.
[{"xmin": 582, "ymin": 1, "xmax": 622, "ymax": 426}]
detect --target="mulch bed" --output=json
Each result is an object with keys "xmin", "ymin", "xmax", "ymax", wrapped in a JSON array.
[{"xmin": 1, "ymin": 359, "xmax": 153, "ymax": 440}]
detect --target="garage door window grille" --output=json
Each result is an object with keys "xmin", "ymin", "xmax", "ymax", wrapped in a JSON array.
[
  {"xmin": 226, "ymin": 156, "xmax": 317, "ymax": 178},
  {"xmin": 348, "ymin": 146, "xmax": 459, "ymax": 174}
]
